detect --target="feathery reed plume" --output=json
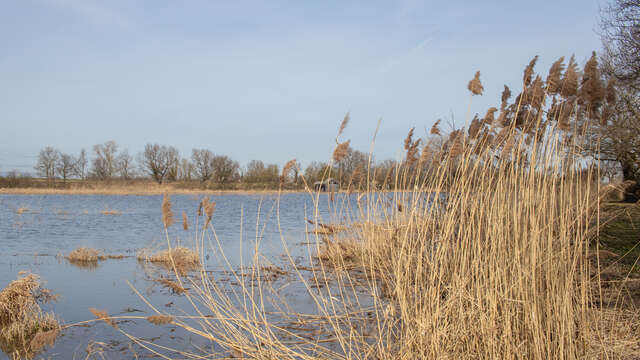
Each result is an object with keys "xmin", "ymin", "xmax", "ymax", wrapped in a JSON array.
[
  {"xmin": 500, "ymin": 85, "xmax": 512, "ymax": 110},
  {"xmin": 579, "ymin": 51, "xmax": 604, "ymax": 109},
  {"xmin": 162, "ymin": 193, "xmax": 174, "ymax": 229},
  {"xmin": 546, "ymin": 56, "xmax": 565, "ymax": 94},
  {"xmin": 448, "ymin": 130, "xmax": 464, "ymax": 158},
  {"xmin": 182, "ymin": 211, "xmax": 188, "ymax": 231},
  {"xmin": 530, "ymin": 75, "xmax": 545, "ymax": 109},
  {"xmin": 561, "ymin": 55, "xmax": 578, "ymax": 98},
  {"xmin": 468, "ymin": 115, "xmax": 482, "ymax": 138},
  {"xmin": 89, "ymin": 308, "xmax": 117, "ymax": 329},
  {"xmin": 419, "ymin": 141, "xmax": 433, "ymax": 165},
  {"xmin": 337, "ymin": 112, "xmax": 350, "ymax": 138},
  {"xmin": 333, "ymin": 140, "xmax": 350, "ymax": 162},
  {"xmin": 281, "ymin": 159, "xmax": 297, "ymax": 183},
  {"xmin": 482, "ymin": 107, "xmax": 498, "ymax": 125},
  {"xmin": 468, "ymin": 71, "xmax": 484, "ymax": 95},
  {"xmin": 404, "ymin": 128, "xmax": 415, "ymax": 150},
  {"xmin": 430, "ymin": 119, "xmax": 442, "ymax": 135},
  {"xmin": 523, "ymin": 55, "xmax": 539, "ymax": 86},
  {"xmin": 200, "ymin": 197, "xmax": 216, "ymax": 224},
  {"xmin": 147, "ymin": 315, "xmax": 173, "ymax": 325}
]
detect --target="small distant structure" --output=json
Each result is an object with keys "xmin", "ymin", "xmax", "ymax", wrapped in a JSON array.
[{"xmin": 314, "ymin": 178, "xmax": 339, "ymax": 192}]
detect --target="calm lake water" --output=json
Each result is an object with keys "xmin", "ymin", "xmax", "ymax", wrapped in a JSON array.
[{"xmin": 0, "ymin": 193, "xmax": 363, "ymax": 359}]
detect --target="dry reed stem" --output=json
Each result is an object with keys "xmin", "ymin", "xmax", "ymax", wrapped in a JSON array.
[{"xmin": 101, "ymin": 209, "xmax": 120, "ymax": 215}]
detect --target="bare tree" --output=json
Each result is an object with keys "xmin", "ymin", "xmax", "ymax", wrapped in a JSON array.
[
  {"xmin": 35, "ymin": 146, "xmax": 60, "ymax": 186},
  {"xmin": 211, "ymin": 155, "xmax": 240, "ymax": 185},
  {"xmin": 140, "ymin": 144, "xmax": 180, "ymax": 184},
  {"xmin": 117, "ymin": 150, "xmax": 134, "ymax": 180},
  {"xmin": 244, "ymin": 160, "xmax": 279, "ymax": 184},
  {"xmin": 56, "ymin": 153, "xmax": 77, "ymax": 184},
  {"xmin": 74, "ymin": 148, "xmax": 88, "ymax": 180},
  {"xmin": 600, "ymin": 0, "xmax": 640, "ymax": 90},
  {"xmin": 92, "ymin": 141, "xmax": 119, "ymax": 180},
  {"xmin": 191, "ymin": 149, "xmax": 214, "ymax": 182},
  {"xmin": 178, "ymin": 158, "xmax": 194, "ymax": 181}
]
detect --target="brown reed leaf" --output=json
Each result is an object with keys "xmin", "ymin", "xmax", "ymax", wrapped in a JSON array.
[
  {"xmin": 147, "ymin": 315, "xmax": 173, "ymax": 325},
  {"xmin": 333, "ymin": 140, "xmax": 351, "ymax": 162},
  {"xmin": 430, "ymin": 119, "xmax": 442, "ymax": 135},
  {"xmin": 162, "ymin": 193, "xmax": 174, "ymax": 229},
  {"xmin": 182, "ymin": 211, "xmax": 188, "ymax": 231},
  {"xmin": 523, "ymin": 55, "xmax": 539, "ymax": 87},
  {"xmin": 338, "ymin": 112, "xmax": 350, "ymax": 137},
  {"xmin": 467, "ymin": 71, "xmax": 484, "ymax": 95},
  {"xmin": 89, "ymin": 308, "xmax": 117, "ymax": 329},
  {"xmin": 546, "ymin": 56, "xmax": 565, "ymax": 94}
]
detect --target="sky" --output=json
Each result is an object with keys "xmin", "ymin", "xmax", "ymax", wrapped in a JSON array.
[{"xmin": 0, "ymin": 0, "xmax": 606, "ymax": 173}]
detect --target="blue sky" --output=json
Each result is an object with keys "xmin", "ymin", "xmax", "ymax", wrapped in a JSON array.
[{"xmin": 0, "ymin": 0, "xmax": 604, "ymax": 173}]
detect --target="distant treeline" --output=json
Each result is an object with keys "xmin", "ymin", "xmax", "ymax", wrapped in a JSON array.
[{"xmin": 0, "ymin": 141, "xmax": 404, "ymax": 190}]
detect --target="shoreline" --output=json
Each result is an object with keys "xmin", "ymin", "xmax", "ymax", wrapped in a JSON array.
[{"xmin": 0, "ymin": 187, "xmax": 307, "ymax": 196}]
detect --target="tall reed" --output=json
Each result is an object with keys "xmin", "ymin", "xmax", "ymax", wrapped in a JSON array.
[{"xmin": 125, "ymin": 55, "xmax": 638, "ymax": 359}]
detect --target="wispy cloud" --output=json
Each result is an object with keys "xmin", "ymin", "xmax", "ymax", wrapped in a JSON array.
[{"xmin": 378, "ymin": 35, "xmax": 435, "ymax": 74}]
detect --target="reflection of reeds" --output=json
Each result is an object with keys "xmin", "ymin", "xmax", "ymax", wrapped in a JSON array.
[
  {"xmin": 15, "ymin": 208, "xmax": 28, "ymax": 214},
  {"xmin": 101, "ymin": 209, "xmax": 120, "ymax": 215}
]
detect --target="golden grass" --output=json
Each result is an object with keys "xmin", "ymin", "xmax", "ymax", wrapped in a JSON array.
[
  {"xmin": 0, "ymin": 273, "xmax": 59, "ymax": 359},
  {"xmin": 147, "ymin": 315, "xmax": 173, "ymax": 325},
  {"xmin": 66, "ymin": 247, "xmax": 100, "ymax": 262}
]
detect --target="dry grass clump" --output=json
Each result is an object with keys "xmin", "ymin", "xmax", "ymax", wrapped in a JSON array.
[
  {"xmin": 137, "ymin": 247, "xmax": 200, "ymax": 274},
  {"xmin": 0, "ymin": 273, "xmax": 59, "ymax": 359},
  {"xmin": 66, "ymin": 247, "xmax": 100, "ymax": 262},
  {"xmin": 147, "ymin": 315, "xmax": 173, "ymax": 325}
]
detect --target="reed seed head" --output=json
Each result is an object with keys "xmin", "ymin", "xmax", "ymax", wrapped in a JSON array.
[
  {"xmin": 338, "ymin": 112, "xmax": 350, "ymax": 137},
  {"xmin": 182, "ymin": 211, "xmax": 188, "ymax": 231},
  {"xmin": 560, "ymin": 55, "xmax": 578, "ymax": 98},
  {"xmin": 546, "ymin": 56, "xmax": 565, "ymax": 94},
  {"xmin": 162, "ymin": 193, "xmax": 174, "ymax": 229},
  {"xmin": 523, "ymin": 55, "xmax": 539, "ymax": 87},
  {"xmin": 430, "ymin": 120, "xmax": 442, "ymax": 136},
  {"xmin": 468, "ymin": 71, "xmax": 484, "ymax": 95}
]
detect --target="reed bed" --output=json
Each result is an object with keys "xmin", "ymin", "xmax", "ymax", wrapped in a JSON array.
[
  {"xmin": 0, "ymin": 273, "xmax": 59, "ymax": 359},
  {"xmin": 119, "ymin": 56, "xmax": 640, "ymax": 359}
]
